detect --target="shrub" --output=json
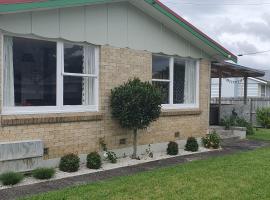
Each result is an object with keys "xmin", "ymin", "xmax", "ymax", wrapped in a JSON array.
[
  {"xmin": 221, "ymin": 116, "xmax": 236, "ymax": 130},
  {"xmin": 202, "ymin": 131, "xmax": 221, "ymax": 149},
  {"xmin": 235, "ymin": 117, "xmax": 255, "ymax": 135},
  {"xmin": 111, "ymin": 78, "xmax": 163, "ymax": 158},
  {"xmin": 59, "ymin": 154, "xmax": 80, "ymax": 172},
  {"xmin": 87, "ymin": 152, "xmax": 102, "ymax": 169},
  {"xmin": 221, "ymin": 115, "xmax": 254, "ymax": 135},
  {"xmin": 105, "ymin": 151, "xmax": 117, "ymax": 164},
  {"xmin": 167, "ymin": 141, "xmax": 179, "ymax": 155},
  {"xmin": 185, "ymin": 137, "xmax": 199, "ymax": 152},
  {"xmin": 99, "ymin": 139, "xmax": 117, "ymax": 163},
  {"xmin": 256, "ymin": 107, "xmax": 270, "ymax": 128},
  {"xmin": 0, "ymin": 172, "xmax": 24, "ymax": 186},
  {"xmin": 32, "ymin": 168, "xmax": 55, "ymax": 180}
]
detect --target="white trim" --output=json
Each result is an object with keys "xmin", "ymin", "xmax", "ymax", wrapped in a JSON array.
[
  {"xmin": 152, "ymin": 54, "xmax": 200, "ymax": 110},
  {"xmin": 57, "ymin": 42, "xmax": 64, "ymax": 107},
  {"xmin": 152, "ymin": 79, "xmax": 170, "ymax": 82},
  {"xmin": 62, "ymin": 72, "xmax": 98, "ymax": 78},
  {"xmin": 94, "ymin": 46, "xmax": 99, "ymax": 107},
  {"xmin": 169, "ymin": 57, "xmax": 174, "ymax": 105},
  {"xmin": 1, "ymin": 35, "xmax": 100, "ymax": 115},
  {"xmin": 2, "ymin": 106, "xmax": 98, "ymax": 115},
  {"xmin": 249, "ymin": 77, "xmax": 267, "ymax": 85},
  {"xmin": 0, "ymin": 31, "xmax": 4, "ymax": 113}
]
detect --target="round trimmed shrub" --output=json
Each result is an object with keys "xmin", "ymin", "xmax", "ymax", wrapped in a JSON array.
[
  {"xmin": 202, "ymin": 131, "xmax": 221, "ymax": 149},
  {"xmin": 32, "ymin": 168, "xmax": 55, "ymax": 180},
  {"xmin": 185, "ymin": 137, "xmax": 199, "ymax": 152},
  {"xmin": 0, "ymin": 172, "xmax": 24, "ymax": 186},
  {"xmin": 59, "ymin": 154, "xmax": 80, "ymax": 172},
  {"xmin": 167, "ymin": 141, "xmax": 179, "ymax": 155},
  {"xmin": 87, "ymin": 152, "xmax": 102, "ymax": 169}
]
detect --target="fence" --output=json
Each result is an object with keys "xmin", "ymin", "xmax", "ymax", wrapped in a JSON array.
[{"xmin": 211, "ymin": 97, "xmax": 270, "ymax": 126}]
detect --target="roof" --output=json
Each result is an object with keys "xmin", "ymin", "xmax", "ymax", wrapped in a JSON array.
[
  {"xmin": 0, "ymin": 0, "xmax": 237, "ymax": 62},
  {"xmin": 259, "ymin": 70, "xmax": 270, "ymax": 82},
  {"xmin": 211, "ymin": 62, "xmax": 265, "ymax": 78}
]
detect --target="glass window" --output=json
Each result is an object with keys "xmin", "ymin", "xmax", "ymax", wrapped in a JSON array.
[
  {"xmin": 152, "ymin": 55, "xmax": 170, "ymax": 80},
  {"xmin": 173, "ymin": 59, "xmax": 185, "ymax": 104},
  {"xmin": 63, "ymin": 43, "xmax": 96, "ymax": 106},
  {"xmin": 153, "ymin": 81, "xmax": 170, "ymax": 104},
  {"xmin": 152, "ymin": 55, "xmax": 198, "ymax": 108},
  {"xmin": 5, "ymin": 37, "xmax": 57, "ymax": 107},
  {"xmin": 152, "ymin": 55, "xmax": 170, "ymax": 104},
  {"xmin": 3, "ymin": 36, "xmax": 98, "ymax": 114}
]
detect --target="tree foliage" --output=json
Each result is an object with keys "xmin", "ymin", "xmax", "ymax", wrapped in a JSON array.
[{"xmin": 111, "ymin": 78, "xmax": 163, "ymax": 130}]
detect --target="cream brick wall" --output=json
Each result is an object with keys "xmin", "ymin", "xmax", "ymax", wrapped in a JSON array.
[{"xmin": 0, "ymin": 43, "xmax": 211, "ymax": 159}]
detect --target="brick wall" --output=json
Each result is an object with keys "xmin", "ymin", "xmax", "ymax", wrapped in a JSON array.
[{"xmin": 0, "ymin": 43, "xmax": 211, "ymax": 159}]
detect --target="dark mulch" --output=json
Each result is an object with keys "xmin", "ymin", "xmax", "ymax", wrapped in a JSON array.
[{"xmin": 0, "ymin": 139, "xmax": 269, "ymax": 200}]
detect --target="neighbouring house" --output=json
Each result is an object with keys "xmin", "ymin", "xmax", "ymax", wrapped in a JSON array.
[
  {"xmin": 0, "ymin": 0, "xmax": 238, "ymax": 171},
  {"xmin": 212, "ymin": 70, "xmax": 270, "ymax": 98}
]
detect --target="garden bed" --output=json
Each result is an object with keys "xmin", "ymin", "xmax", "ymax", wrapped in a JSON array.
[{"xmin": 0, "ymin": 147, "xmax": 216, "ymax": 190}]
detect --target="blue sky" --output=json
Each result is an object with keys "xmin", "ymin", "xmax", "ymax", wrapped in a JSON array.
[{"xmin": 160, "ymin": 0, "xmax": 270, "ymax": 70}]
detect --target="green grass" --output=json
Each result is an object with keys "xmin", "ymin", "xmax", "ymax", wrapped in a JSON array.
[
  {"xmin": 248, "ymin": 128, "xmax": 270, "ymax": 141},
  {"xmin": 22, "ymin": 147, "xmax": 270, "ymax": 200}
]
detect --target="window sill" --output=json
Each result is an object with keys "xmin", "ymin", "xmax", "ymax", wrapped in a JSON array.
[
  {"xmin": 161, "ymin": 109, "xmax": 202, "ymax": 117},
  {"xmin": 1, "ymin": 112, "xmax": 104, "ymax": 126}
]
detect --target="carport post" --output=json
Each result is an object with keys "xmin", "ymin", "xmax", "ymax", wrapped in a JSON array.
[
  {"xmin": 244, "ymin": 76, "xmax": 248, "ymax": 105},
  {"xmin": 218, "ymin": 69, "xmax": 222, "ymax": 124}
]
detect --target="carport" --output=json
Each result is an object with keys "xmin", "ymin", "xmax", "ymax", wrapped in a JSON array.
[{"xmin": 211, "ymin": 62, "xmax": 265, "ymax": 123}]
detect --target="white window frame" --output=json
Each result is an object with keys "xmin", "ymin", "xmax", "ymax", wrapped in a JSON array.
[
  {"xmin": 1, "ymin": 34, "xmax": 99, "ymax": 115},
  {"xmin": 152, "ymin": 55, "xmax": 200, "ymax": 110}
]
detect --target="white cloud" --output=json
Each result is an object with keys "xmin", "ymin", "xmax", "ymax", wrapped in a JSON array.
[{"xmin": 160, "ymin": 0, "xmax": 270, "ymax": 70}]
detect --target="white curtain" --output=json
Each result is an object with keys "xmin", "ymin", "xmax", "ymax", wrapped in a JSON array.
[
  {"xmin": 184, "ymin": 60, "xmax": 197, "ymax": 104},
  {"xmin": 3, "ymin": 36, "xmax": 15, "ymax": 107},
  {"xmin": 82, "ymin": 45, "xmax": 96, "ymax": 105}
]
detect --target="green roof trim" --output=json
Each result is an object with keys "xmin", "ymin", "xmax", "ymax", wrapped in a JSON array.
[
  {"xmin": 0, "ymin": 0, "xmax": 113, "ymax": 13},
  {"xmin": 0, "ymin": 0, "xmax": 237, "ymax": 62},
  {"xmin": 144, "ymin": 0, "xmax": 237, "ymax": 63}
]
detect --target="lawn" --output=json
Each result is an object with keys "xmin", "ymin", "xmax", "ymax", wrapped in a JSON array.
[
  {"xmin": 248, "ymin": 128, "xmax": 270, "ymax": 141},
  {"xmin": 22, "ymin": 147, "xmax": 270, "ymax": 200}
]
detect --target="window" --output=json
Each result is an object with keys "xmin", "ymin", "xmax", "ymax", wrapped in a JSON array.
[
  {"xmin": 152, "ymin": 55, "xmax": 199, "ymax": 109},
  {"xmin": 261, "ymin": 85, "xmax": 266, "ymax": 97},
  {"xmin": 3, "ymin": 36, "xmax": 99, "ymax": 114}
]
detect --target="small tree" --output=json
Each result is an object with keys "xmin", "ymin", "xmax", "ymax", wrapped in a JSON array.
[
  {"xmin": 111, "ymin": 78, "xmax": 163, "ymax": 159},
  {"xmin": 256, "ymin": 107, "xmax": 270, "ymax": 128}
]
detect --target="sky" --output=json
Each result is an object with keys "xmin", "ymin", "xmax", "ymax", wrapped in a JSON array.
[{"xmin": 160, "ymin": 0, "xmax": 270, "ymax": 70}]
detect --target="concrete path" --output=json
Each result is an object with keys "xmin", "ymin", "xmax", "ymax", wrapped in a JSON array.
[{"xmin": 0, "ymin": 139, "xmax": 269, "ymax": 200}]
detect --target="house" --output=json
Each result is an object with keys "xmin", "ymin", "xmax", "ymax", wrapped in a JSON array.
[
  {"xmin": 212, "ymin": 70, "xmax": 270, "ymax": 98},
  {"xmin": 0, "ymin": 0, "xmax": 237, "ymax": 171}
]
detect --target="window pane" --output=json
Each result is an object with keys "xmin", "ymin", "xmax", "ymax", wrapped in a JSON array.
[
  {"xmin": 64, "ymin": 76, "xmax": 95, "ymax": 106},
  {"xmin": 152, "ymin": 55, "xmax": 170, "ymax": 80},
  {"xmin": 10, "ymin": 37, "xmax": 56, "ymax": 106},
  {"xmin": 153, "ymin": 81, "xmax": 169, "ymax": 104},
  {"xmin": 64, "ymin": 43, "xmax": 84, "ymax": 74},
  {"xmin": 173, "ymin": 59, "xmax": 186, "ymax": 104}
]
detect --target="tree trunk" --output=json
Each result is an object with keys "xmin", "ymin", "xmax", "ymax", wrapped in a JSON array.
[{"xmin": 132, "ymin": 129, "xmax": 138, "ymax": 159}]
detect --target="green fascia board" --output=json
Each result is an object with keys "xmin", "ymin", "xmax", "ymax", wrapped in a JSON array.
[
  {"xmin": 144, "ymin": 0, "xmax": 237, "ymax": 63},
  {"xmin": 0, "ymin": 0, "xmax": 114, "ymax": 13}
]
